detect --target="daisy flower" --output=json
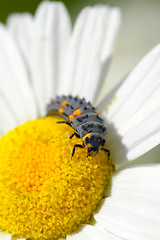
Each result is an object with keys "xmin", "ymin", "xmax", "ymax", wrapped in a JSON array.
[{"xmin": 0, "ymin": 1, "xmax": 160, "ymax": 240}]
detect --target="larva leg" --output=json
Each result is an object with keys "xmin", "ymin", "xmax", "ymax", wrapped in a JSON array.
[
  {"xmin": 101, "ymin": 148, "xmax": 110, "ymax": 157},
  {"xmin": 57, "ymin": 121, "xmax": 71, "ymax": 127},
  {"xmin": 70, "ymin": 132, "xmax": 80, "ymax": 139},
  {"xmin": 72, "ymin": 144, "xmax": 84, "ymax": 157}
]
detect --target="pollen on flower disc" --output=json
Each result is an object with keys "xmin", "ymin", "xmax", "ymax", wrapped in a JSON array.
[{"xmin": 0, "ymin": 116, "xmax": 113, "ymax": 240}]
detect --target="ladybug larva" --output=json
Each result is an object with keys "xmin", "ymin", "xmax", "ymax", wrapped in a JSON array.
[{"xmin": 47, "ymin": 95, "xmax": 110, "ymax": 157}]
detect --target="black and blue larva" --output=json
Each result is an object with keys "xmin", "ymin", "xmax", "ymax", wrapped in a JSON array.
[{"xmin": 47, "ymin": 96, "xmax": 110, "ymax": 157}]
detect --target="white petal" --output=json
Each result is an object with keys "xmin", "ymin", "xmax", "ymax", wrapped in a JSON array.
[
  {"xmin": 57, "ymin": 6, "xmax": 90, "ymax": 96},
  {"xmin": 7, "ymin": 13, "xmax": 33, "ymax": 67},
  {"xmin": 0, "ymin": 232, "xmax": 11, "ymax": 240},
  {"xmin": 94, "ymin": 7, "xmax": 121, "ymax": 105},
  {"xmin": 95, "ymin": 164, "xmax": 160, "ymax": 240},
  {"xmin": 12, "ymin": 239, "xmax": 26, "ymax": 240},
  {"xmin": 58, "ymin": 5, "xmax": 120, "ymax": 104},
  {"xmin": 102, "ymin": 117, "xmax": 128, "ymax": 164},
  {"xmin": 0, "ymin": 24, "xmax": 37, "ymax": 129},
  {"xmin": 0, "ymin": 96, "xmax": 17, "ymax": 135},
  {"xmin": 97, "ymin": 76, "xmax": 126, "ymax": 111},
  {"xmin": 67, "ymin": 224, "xmax": 121, "ymax": 240},
  {"xmin": 105, "ymin": 44, "xmax": 160, "ymax": 161},
  {"xmin": 30, "ymin": 1, "xmax": 71, "ymax": 116},
  {"xmin": 12, "ymin": 238, "xmax": 26, "ymax": 240}
]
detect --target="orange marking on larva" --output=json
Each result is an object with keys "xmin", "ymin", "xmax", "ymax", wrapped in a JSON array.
[
  {"xmin": 82, "ymin": 133, "xmax": 91, "ymax": 142},
  {"xmin": 69, "ymin": 115, "xmax": 75, "ymax": 121},
  {"xmin": 74, "ymin": 109, "xmax": 82, "ymax": 116},
  {"xmin": 96, "ymin": 111, "xmax": 100, "ymax": 115},
  {"xmin": 61, "ymin": 101, "xmax": 68, "ymax": 107},
  {"xmin": 58, "ymin": 108, "xmax": 64, "ymax": 114}
]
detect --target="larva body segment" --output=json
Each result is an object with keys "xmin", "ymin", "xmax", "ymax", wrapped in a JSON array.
[{"xmin": 47, "ymin": 96, "xmax": 109, "ymax": 157}]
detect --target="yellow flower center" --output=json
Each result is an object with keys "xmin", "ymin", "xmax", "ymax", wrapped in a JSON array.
[{"xmin": 0, "ymin": 116, "xmax": 113, "ymax": 240}]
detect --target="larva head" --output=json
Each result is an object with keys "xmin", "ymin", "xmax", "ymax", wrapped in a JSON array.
[{"xmin": 83, "ymin": 133, "xmax": 105, "ymax": 156}]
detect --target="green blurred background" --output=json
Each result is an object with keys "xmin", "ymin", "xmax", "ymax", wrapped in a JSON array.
[
  {"xmin": 0, "ymin": 0, "xmax": 160, "ymax": 160},
  {"xmin": 0, "ymin": 0, "xmax": 120, "ymax": 23}
]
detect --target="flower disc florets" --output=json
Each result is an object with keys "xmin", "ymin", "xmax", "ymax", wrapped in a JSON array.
[{"xmin": 0, "ymin": 116, "xmax": 113, "ymax": 240}]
